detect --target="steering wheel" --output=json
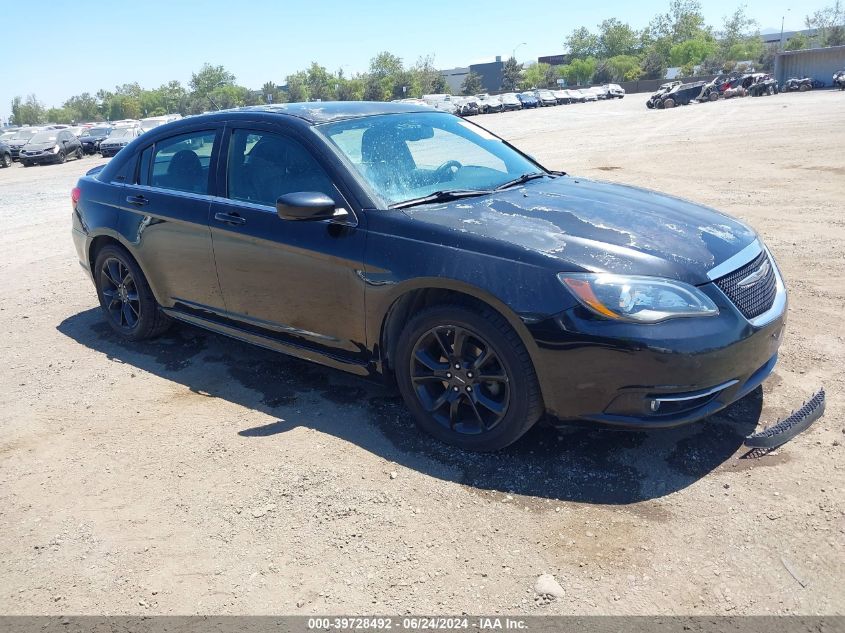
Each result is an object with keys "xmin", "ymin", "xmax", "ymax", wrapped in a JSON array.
[{"xmin": 435, "ymin": 160, "xmax": 463, "ymax": 182}]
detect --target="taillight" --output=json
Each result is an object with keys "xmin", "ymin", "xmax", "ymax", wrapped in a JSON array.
[{"xmin": 71, "ymin": 186, "xmax": 81, "ymax": 212}]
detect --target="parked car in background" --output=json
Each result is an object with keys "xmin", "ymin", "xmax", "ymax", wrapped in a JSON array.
[
  {"xmin": 499, "ymin": 93, "xmax": 522, "ymax": 111},
  {"xmin": 79, "ymin": 126, "xmax": 113, "ymax": 154},
  {"xmin": 588, "ymin": 86, "xmax": 610, "ymax": 99},
  {"xmin": 577, "ymin": 89, "xmax": 598, "ymax": 102},
  {"xmin": 19, "ymin": 129, "xmax": 84, "ymax": 166},
  {"xmin": 517, "ymin": 92, "xmax": 540, "ymax": 108},
  {"xmin": 99, "ymin": 126, "xmax": 143, "ymax": 157},
  {"xmin": 422, "ymin": 94, "xmax": 459, "ymax": 114},
  {"xmin": 6, "ymin": 128, "xmax": 42, "ymax": 160},
  {"xmin": 72, "ymin": 101, "xmax": 788, "ymax": 451},
  {"xmin": 477, "ymin": 94, "xmax": 503, "ymax": 113},
  {"xmin": 139, "ymin": 114, "xmax": 182, "ymax": 133},
  {"xmin": 0, "ymin": 140, "xmax": 11, "ymax": 168},
  {"xmin": 534, "ymin": 89, "xmax": 558, "ymax": 106},
  {"xmin": 563, "ymin": 89, "xmax": 587, "ymax": 103},
  {"xmin": 66, "ymin": 126, "xmax": 86, "ymax": 137},
  {"xmin": 456, "ymin": 97, "xmax": 480, "ymax": 116},
  {"xmin": 552, "ymin": 89, "xmax": 571, "ymax": 104},
  {"xmin": 605, "ymin": 83, "xmax": 625, "ymax": 98},
  {"xmin": 1, "ymin": 130, "xmax": 18, "ymax": 143}
]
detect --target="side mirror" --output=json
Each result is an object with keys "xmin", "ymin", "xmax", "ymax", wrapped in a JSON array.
[{"xmin": 276, "ymin": 192, "xmax": 345, "ymax": 222}]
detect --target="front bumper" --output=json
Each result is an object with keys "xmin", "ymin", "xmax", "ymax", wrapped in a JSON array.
[
  {"xmin": 530, "ymin": 270, "xmax": 787, "ymax": 428},
  {"xmin": 19, "ymin": 151, "xmax": 59, "ymax": 163},
  {"xmin": 99, "ymin": 145, "xmax": 124, "ymax": 156},
  {"xmin": 9, "ymin": 146, "xmax": 25, "ymax": 159}
]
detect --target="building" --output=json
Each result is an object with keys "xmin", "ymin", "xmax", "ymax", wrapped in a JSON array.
[
  {"xmin": 440, "ymin": 57, "xmax": 506, "ymax": 94},
  {"xmin": 774, "ymin": 45, "xmax": 845, "ymax": 86}
]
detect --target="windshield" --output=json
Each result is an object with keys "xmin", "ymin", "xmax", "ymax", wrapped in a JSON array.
[
  {"xmin": 30, "ymin": 132, "xmax": 57, "ymax": 143},
  {"xmin": 110, "ymin": 128, "xmax": 135, "ymax": 139},
  {"xmin": 83, "ymin": 127, "xmax": 111, "ymax": 137},
  {"xmin": 317, "ymin": 112, "xmax": 543, "ymax": 207},
  {"xmin": 11, "ymin": 129, "xmax": 39, "ymax": 141}
]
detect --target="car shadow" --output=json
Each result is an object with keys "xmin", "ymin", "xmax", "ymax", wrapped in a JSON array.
[{"xmin": 57, "ymin": 308, "xmax": 765, "ymax": 505}]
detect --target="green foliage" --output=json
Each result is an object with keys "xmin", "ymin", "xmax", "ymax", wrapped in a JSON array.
[
  {"xmin": 606, "ymin": 55, "xmax": 643, "ymax": 81},
  {"xmin": 565, "ymin": 26, "xmax": 599, "ymax": 58},
  {"xmin": 502, "ymin": 57, "xmax": 523, "ymax": 91},
  {"xmin": 286, "ymin": 71, "xmax": 310, "ymax": 103},
  {"xmin": 669, "ymin": 36, "xmax": 717, "ymax": 66},
  {"xmin": 805, "ymin": 1, "xmax": 845, "ymax": 46},
  {"xmin": 597, "ymin": 19, "xmax": 640, "ymax": 58},
  {"xmin": 461, "ymin": 72, "xmax": 483, "ymax": 95},
  {"xmin": 189, "ymin": 64, "xmax": 235, "ymax": 96},
  {"xmin": 784, "ymin": 33, "xmax": 809, "ymax": 50},
  {"xmin": 521, "ymin": 63, "xmax": 559, "ymax": 89}
]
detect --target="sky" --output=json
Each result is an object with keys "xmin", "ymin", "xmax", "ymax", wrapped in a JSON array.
[{"xmin": 1, "ymin": 0, "xmax": 813, "ymax": 122}]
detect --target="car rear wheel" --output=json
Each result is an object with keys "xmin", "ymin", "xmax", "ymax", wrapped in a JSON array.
[
  {"xmin": 76, "ymin": 147, "xmax": 83, "ymax": 160},
  {"xmin": 663, "ymin": 98, "xmax": 675, "ymax": 108},
  {"xmin": 57, "ymin": 150, "xmax": 66, "ymax": 164},
  {"xmin": 0, "ymin": 152, "xmax": 10, "ymax": 168},
  {"xmin": 94, "ymin": 245, "xmax": 172, "ymax": 341},
  {"xmin": 799, "ymin": 84, "xmax": 809, "ymax": 92},
  {"xmin": 709, "ymin": 91, "xmax": 719, "ymax": 102},
  {"xmin": 395, "ymin": 304, "xmax": 543, "ymax": 451}
]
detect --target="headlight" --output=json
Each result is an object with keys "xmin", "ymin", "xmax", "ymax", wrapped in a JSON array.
[
  {"xmin": 558, "ymin": 273, "xmax": 719, "ymax": 323},
  {"xmin": 49, "ymin": 145, "xmax": 59, "ymax": 153}
]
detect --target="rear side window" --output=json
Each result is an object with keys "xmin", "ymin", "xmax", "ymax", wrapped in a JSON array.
[
  {"xmin": 150, "ymin": 130, "xmax": 216, "ymax": 194},
  {"xmin": 136, "ymin": 146, "xmax": 153, "ymax": 185}
]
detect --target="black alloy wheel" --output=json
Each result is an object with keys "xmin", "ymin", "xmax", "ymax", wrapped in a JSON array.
[
  {"xmin": 76, "ymin": 146, "xmax": 84, "ymax": 160},
  {"xmin": 0, "ymin": 152, "xmax": 10, "ymax": 168},
  {"xmin": 99, "ymin": 256, "xmax": 142, "ymax": 331},
  {"xmin": 94, "ymin": 244, "xmax": 171, "ymax": 340},
  {"xmin": 57, "ymin": 150, "xmax": 66, "ymax": 164},
  {"xmin": 395, "ymin": 304, "xmax": 542, "ymax": 451}
]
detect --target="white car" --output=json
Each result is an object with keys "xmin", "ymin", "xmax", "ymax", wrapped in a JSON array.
[
  {"xmin": 499, "ymin": 93, "xmax": 522, "ymax": 111},
  {"xmin": 605, "ymin": 83, "xmax": 625, "ymax": 98},
  {"xmin": 578, "ymin": 89, "xmax": 599, "ymax": 102}
]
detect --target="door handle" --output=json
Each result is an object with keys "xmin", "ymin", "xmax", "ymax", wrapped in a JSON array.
[
  {"xmin": 126, "ymin": 195, "xmax": 148, "ymax": 206},
  {"xmin": 214, "ymin": 212, "xmax": 247, "ymax": 226}
]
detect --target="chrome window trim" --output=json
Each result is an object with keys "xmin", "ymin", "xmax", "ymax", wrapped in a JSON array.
[{"xmin": 706, "ymin": 239, "xmax": 762, "ymax": 281}]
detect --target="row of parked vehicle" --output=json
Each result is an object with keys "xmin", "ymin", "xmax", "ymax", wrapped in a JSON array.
[
  {"xmin": 647, "ymin": 70, "xmax": 845, "ymax": 109},
  {"xmin": 0, "ymin": 114, "xmax": 182, "ymax": 168},
  {"xmin": 405, "ymin": 84, "xmax": 625, "ymax": 116}
]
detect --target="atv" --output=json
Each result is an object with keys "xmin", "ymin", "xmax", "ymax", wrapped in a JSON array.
[
  {"xmin": 650, "ymin": 81, "xmax": 706, "ymax": 109},
  {"xmin": 835, "ymin": 70, "xmax": 845, "ymax": 90},
  {"xmin": 747, "ymin": 74, "xmax": 779, "ymax": 97},
  {"xmin": 783, "ymin": 77, "xmax": 814, "ymax": 92},
  {"xmin": 645, "ymin": 81, "xmax": 682, "ymax": 109}
]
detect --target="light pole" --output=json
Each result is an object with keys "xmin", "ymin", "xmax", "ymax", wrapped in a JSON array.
[
  {"xmin": 780, "ymin": 8, "xmax": 791, "ymax": 50},
  {"xmin": 512, "ymin": 42, "xmax": 527, "ymax": 61}
]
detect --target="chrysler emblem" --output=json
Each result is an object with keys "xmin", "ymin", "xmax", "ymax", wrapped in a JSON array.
[{"xmin": 737, "ymin": 260, "xmax": 771, "ymax": 288}]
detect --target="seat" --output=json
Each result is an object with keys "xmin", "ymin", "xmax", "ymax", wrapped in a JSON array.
[
  {"xmin": 360, "ymin": 126, "xmax": 415, "ymax": 192},
  {"xmin": 166, "ymin": 149, "xmax": 204, "ymax": 193},
  {"xmin": 245, "ymin": 137, "xmax": 335, "ymax": 205}
]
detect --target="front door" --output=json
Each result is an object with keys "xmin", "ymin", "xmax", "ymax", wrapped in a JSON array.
[{"xmin": 209, "ymin": 126, "xmax": 367, "ymax": 359}]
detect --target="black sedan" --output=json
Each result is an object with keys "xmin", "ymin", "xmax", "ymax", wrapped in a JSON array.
[
  {"xmin": 19, "ymin": 129, "xmax": 84, "ymax": 166},
  {"xmin": 71, "ymin": 102, "xmax": 787, "ymax": 451},
  {"xmin": 79, "ymin": 126, "xmax": 113, "ymax": 154}
]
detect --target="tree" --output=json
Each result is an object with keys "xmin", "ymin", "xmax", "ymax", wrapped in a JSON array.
[
  {"xmin": 306, "ymin": 62, "xmax": 335, "ymax": 101},
  {"xmin": 286, "ymin": 71, "xmax": 309, "ymax": 103},
  {"xmin": 719, "ymin": 5, "xmax": 758, "ymax": 53},
  {"xmin": 565, "ymin": 26, "xmax": 599, "ymax": 59},
  {"xmin": 640, "ymin": 50, "xmax": 666, "ymax": 80},
  {"xmin": 784, "ymin": 33, "xmax": 809, "ymax": 50},
  {"xmin": 567, "ymin": 57, "xmax": 598, "ymax": 85},
  {"xmin": 189, "ymin": 64, "xmax": 236, "ymax": 96},
  {"xmin": 461, "ymin": 72, "xmax": 483, "ymax": 95},
  {"xmin": 63, "ymin": 93, "xmax": 100, "ymax": 121},
  {"xmin": 502, "ymin": 56, "xmax": 523, "ymax": 91},
  {"xmin": 11, "ymin": 94, "xmax": 46, "ymax": 125},
  {"xmin": 597, "ymin": 18, "xmax": 640, "ymax": 58},
  {"xmin": 605, "ymin": 55, "xmax": 643, "ymax": 81},
  {"xmin": 521, "ymin": 63, "xmax": 556, "ymax": 88},
  {"xmin": 805, "ymin": 1, "xmax": 845, "ymax": 46},
  {"xmin": 670, "ymin": 36, "xmax": 717, "ymax": 66}
]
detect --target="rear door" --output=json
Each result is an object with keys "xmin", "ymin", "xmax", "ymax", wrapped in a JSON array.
[{"xmin": 119, "ymin": 126, "xmax": 226, "ymax": 310}]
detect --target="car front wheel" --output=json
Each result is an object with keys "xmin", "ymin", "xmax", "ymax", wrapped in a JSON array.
[
  {"xmin": 94, "ymin": 244, "xmax": 172, "ymax": 341},
  {"xmin": 0, "ymin": 152, "xmax": 10, "ymax": 168},
  {"xmin": 395, "ymin": 304, "xmax": 543, "ymax": 451}
]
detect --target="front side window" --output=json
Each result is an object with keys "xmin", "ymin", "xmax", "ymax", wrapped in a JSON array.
[
  {"xmin": 226, "ymin": 129, "xmax": 336, "ymax": 207},
  {"xmin": 150, "ymin": 130, "xmax": 216, "ymax": 194},
  {"xmin": 317, "ymin": 112, "xmax": 541, "ymax": 206}
]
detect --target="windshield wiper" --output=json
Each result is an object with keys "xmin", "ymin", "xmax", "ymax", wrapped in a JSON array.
[
  {"xmin": 494, "ymin": 172, "xmax": 549, "ymax": 190},
  {"xmin": 391, "ymin": 189, "xmax": 492, "ymax": 209}
]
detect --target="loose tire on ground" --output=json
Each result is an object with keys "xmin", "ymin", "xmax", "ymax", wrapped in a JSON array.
[
  {"xmin": 93, "ymin": 244, "xmax": 172, "ymax": 341},
  {"xmin": 394, "ymin": 304, "xmax": 543, "ymax": 451}
]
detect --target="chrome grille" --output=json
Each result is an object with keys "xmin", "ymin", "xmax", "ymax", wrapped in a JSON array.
[{"xmin": 714, "ymin": 251, "xmax": 777, "ymax": 319}]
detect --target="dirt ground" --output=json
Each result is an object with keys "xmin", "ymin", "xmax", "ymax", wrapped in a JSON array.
[{"xmin": 0, "ymin": 91, "xmax": 842, "ymax": 616}]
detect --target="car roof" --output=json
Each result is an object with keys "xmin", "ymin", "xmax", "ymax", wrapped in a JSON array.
[{"xmin": 232, "ymin": 101, "xmax": 434, "ymax": 124}]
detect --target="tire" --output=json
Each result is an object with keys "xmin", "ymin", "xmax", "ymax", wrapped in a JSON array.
[
  {"xmin": 76, "ymin": 146, "xmax": 83, "ymax": 160},
  {"xmin": 94, "ymin": 244, "xmax": 172, "ymax": 341},
  {"xmin": 57, "ymin": 150, "xmax": 66, "ymax": 164},
  {"xmin": 663, "ymin": 98, "xmax": 675, "ymax": 109},
  {"xmin": 394, "ymin": 304, "xmax": 543, "ymax": 451},
  {"xmin": 22, "ymin": 161, "xmax": 32, "ymax": 167},
  {"xmin": 799, "ymin": 84, "xmax": 809, "ymax": 92},
  {"xmin": 0, "ymin": 152, "xmax": 10, "ymax": 168},
  {"xmin": 767, "ymin": 86, "xmax": 774, "ymax": 96},
  {"xmin": 709, "ymin": 92, "xmax": 718, "ymax": 102}
]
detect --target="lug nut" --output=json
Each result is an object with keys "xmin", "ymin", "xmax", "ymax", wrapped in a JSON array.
[
  {"xmin": 453, "ymin": 386, "xmax": 459, "ymax": 392},
  {"xmin": 467, "ymin": 372, "xmax": 473, "ymax": 378},
  {"xmin": 446, "ymin": 372, "xmax": 452, "ymax": 378},
  {"xmin": 466, "ymin": 386, "xmax": 472, "ymax": 392},
  {"xmin": 454, "ymin": 363, "xmax": 461, "ymax": 369}
]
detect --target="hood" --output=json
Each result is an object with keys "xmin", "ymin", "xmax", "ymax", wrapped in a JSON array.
[
  {"xmin": 23, "ymin": 141, "xmax": 57, "ymax": 151},
  {"xmin": 400, "ymin": 176, "xmax": 757, "ymax": 285},
  {"xmin": 8, "ymin": 139, "xmax": 32, "ymax": 148}
]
